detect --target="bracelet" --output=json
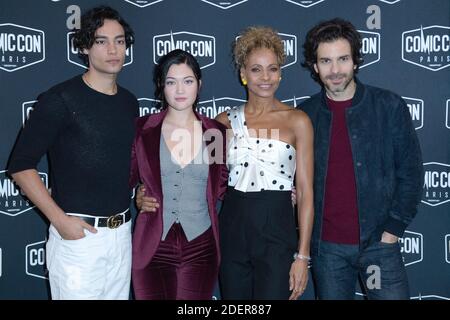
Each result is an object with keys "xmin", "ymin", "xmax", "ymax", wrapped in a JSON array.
[{"xmin": 293, "ymin": 252, "xmax": 311, "ymax": 262}]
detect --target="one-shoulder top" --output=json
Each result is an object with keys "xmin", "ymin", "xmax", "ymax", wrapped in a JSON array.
[{"xmin": 226, "ymin": 105, "xmax": 296, "ymax": 192}]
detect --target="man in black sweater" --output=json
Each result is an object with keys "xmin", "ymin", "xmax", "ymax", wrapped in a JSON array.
[{"xmin": 8, "ymin": 6, "xmax": 138, "ymax": 299}]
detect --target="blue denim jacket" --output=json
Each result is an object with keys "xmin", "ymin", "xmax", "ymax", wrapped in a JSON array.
[{"xmin": 300, "ymin": 80, "xmax": 423, "ymax": 255}]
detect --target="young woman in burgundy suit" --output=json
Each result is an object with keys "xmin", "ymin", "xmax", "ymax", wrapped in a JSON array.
[{"xmin": 129, "ymin": 49, "xmax": 228, "ymax": 300}]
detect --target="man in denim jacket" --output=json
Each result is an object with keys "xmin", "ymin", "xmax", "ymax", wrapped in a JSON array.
[{"xmin": 299, "ymin": 18, "xmax": 423, "ymax": 299}]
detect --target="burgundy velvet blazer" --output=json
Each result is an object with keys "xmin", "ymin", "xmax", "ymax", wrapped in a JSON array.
[{"xmin": 129, "ymin": 109, "xmax": 228, "ymax": 271}]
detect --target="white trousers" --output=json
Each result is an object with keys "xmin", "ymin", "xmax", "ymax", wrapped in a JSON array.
[{"xmin": 46, "ymin": 220, "xmax": 132, "ymax": 300}]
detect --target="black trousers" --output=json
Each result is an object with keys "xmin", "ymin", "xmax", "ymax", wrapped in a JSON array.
[{"xmin": 219, "ymin": 187, "xmax": 298, "ymax": 300}]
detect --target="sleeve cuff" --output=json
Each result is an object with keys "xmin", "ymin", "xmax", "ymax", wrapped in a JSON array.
[
  {"xmin": 7, "ymin": 161, "xmax": 36, "ymax": 175},
  {"xmin": 383, "ymin": 217, "xmax": 408, "ymax": 237}
]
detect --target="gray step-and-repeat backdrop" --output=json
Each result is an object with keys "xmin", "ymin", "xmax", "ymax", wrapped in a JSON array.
[{"xmin": 0, "ymin": 0, "xmax": 449, "ymax": 300}]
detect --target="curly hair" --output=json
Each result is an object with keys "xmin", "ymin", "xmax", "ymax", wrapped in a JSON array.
[
  {"xmin": 302, "ymin": 18, "xmax": 363, "ymax": 84},
  {"xmin": 233, "ymin": 26, "xmax": 285, "ymax": 69},
  {"xmin": 72, "ymin": 6, "xmax": 134, "ymax": 66},
  {"xmin": 154, "ymin": 49, "xmax": 202, "ymax": 110}
]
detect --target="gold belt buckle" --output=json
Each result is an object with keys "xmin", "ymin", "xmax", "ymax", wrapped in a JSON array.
[{"xmin": 107, "ymin": 214, "xmax": 122, "ymax": 229}]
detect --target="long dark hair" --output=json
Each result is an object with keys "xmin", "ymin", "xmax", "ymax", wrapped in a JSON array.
[
  {"xmin": 302, "ymin": 18, "xmax": 363, "ymax": 84},
  {"xmin": 72, "ymin": 6, "xmax": 134, "ymax": 66},
  {"xmin": 154, "ymin": 49, "xmax": 202, "ymax": 110}
]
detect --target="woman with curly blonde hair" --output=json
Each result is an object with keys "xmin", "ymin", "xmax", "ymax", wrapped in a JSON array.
[{"xmin": 215, "ymin": 26, "xmax": 314, "ymax": 300}]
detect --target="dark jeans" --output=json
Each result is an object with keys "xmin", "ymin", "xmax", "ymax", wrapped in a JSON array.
[{"xmin": 312, "ymin": 240, "xmax": 410, "ymax": 300}]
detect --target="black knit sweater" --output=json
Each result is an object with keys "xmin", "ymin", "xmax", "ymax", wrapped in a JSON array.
[{"xmin": 9, "ymin": 75, "xmax": 139, "ymax": 216}]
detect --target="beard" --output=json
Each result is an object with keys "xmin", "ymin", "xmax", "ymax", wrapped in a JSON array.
[{"xmin": 323, "ymin": 72, "xmax": 354, "ymax": 95}]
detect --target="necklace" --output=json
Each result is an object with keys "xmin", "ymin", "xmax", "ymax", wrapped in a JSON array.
[{"xmin": 83, "ymin": 74, "xmax": 117, "ymax": 95}]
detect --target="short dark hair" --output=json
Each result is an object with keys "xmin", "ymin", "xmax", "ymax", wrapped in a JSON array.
[
  {"xmin": 72, "ymin": 6, "xmax": 134, "ymax": 66},
  {"xmin": 154, "ymin": 49, "xmax": 202, "ymax": 110},
  {"xmin": 302, "ymin": 18, "xmax": 363, "ymax": 84}
]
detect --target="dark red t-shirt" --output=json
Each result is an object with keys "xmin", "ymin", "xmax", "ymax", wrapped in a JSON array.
[{"xmin": 321, "ymin": 97, "xmax": 360, "ymax": 244}]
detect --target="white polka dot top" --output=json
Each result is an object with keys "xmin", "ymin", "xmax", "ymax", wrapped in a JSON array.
[{"xmin": 227, "ymin": 105, "xmax": 296, "ymax": 192}]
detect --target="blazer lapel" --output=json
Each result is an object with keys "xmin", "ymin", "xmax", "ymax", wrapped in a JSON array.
[
  {"xmin": 199, "ymin": 113, "xmax": 219, "ymax": 200},
  {"xmin": 138, "ymin": 110, "xmax": 167, "ymax": 200}
]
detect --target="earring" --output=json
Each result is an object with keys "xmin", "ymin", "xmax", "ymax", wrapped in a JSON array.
[
  {"xmin": 279, "ymin": 76, "xmax": 282, "ymax": 81},
  {"xmin": 241, "ymin": 78, "xmax": 247, "ymax": 86}
]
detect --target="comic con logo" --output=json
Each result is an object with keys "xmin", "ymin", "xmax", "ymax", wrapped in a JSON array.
[
  {"xmin": 197, "ymin": 97, "xmax": 247, "ymax": 119},
  {"xmin": 22, "ymin": 100, "xmax": 37, "ymax": 126},
  {"xmin": 402, "ymin": 25, "xmax": 450, "ymax": 71},
  {"xmin": 201, "ymin": 0, "xmax": 248, "ymax": 9},
  {"xmin": 153, "ymin": 31, "xmax": 216, "ymax": 69},
  {"xmin": 67, "ymin": 31, "xmax": 133, "ymax": 69},
  {"xmin": 399, "ymin": 230, "xmax": 423, "ymax": 266},
  {"xmin": 0, "ymin": 170, "xmax": 49, "ymax": 216},
  {"xmin": 422, "ymin": 162, "xmax": 450, "ymax": 206},
  {"xmin": 282, "ymin": 96, "xmax": 310, "ymax": 108},
  {"xmin": 285, "ymin": 0, "xmax": 325, "ymax": 8},
  {"xmin": 445, "ymin": 234, "xmax": 450, "ymax": 264},
  {"xmin": 25, "ymin": 240, "xmax": 48, "ymax": 280},
  {"xmin": 124, "ymin": 0, "xmax": 163, "ymax": 8},
  {"xmin": 446, "ymin": 99, "xmax": 450, "ymax": 130},
  {"xmin": 402, "ymin": 96, "xmax": 424, "ymax": 130},
  {"xmin": 358, "ymin": 30, "xmax": 380, "ymax": 68},
  {"xmin": 0, "ymin": 23, "xmax": 45, "ymax": 72},
  {"xmin": 138, "ymin": 98, "xmax": 161, "ymax": 117},
  {"xmin": 411, "ymin": 294, "xmax": 450, "ymax": 300},
  {"xmin": 280, "ymin": 33, "xmax": 297, "ymax": 68},
  {"xmin": 379, "ymin": 0, "xmax": 400, "ymax": 4}
]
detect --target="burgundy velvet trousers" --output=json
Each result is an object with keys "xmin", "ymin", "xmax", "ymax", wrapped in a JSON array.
[{"xmin": 133, "ymin": 223, "xmax": 218, "ymax": 300}]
